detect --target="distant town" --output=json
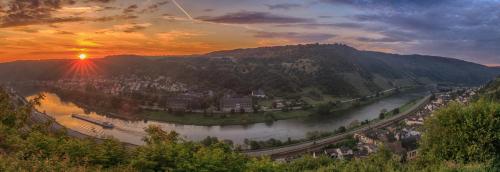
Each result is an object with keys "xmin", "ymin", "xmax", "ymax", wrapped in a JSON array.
[
  {"xmin": 20, "ymin": 75, "xmax": 398, "ymax": 115},
  {"xmin": 275, "ymin": 87, "xmax": 479, "ymax": 162}
]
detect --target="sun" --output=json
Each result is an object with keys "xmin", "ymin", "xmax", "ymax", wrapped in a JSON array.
[{"xmin": 78, "ymin": 53, "xmax": 87, "ymax": 60}]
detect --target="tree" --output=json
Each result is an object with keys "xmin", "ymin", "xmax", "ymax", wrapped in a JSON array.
[
  {"xmin": 143, "ymin": 125, "xmax": 180, "ymax": 144},
  {"xmin": 201, "ymin": 136, "xmax": 219, "ymax": 146},
  {"xmin": 420, "ymin": 100, "xmax": 500, "ymax": 163},
  {"xmin": 379, "ymin": 108, "xmax": 388, "ymax": 119},
  {"xmin": 315, "ymin": 103, "xmax": 331, "ymax": 115},
  {"xmin": 392, "ymin": 108, "xmax": 400, "ymax": 114}
]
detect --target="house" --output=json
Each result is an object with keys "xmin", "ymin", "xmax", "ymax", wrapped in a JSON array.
[
  {"xmin": 405, "ymin": 117, "xmax": 424, "ymax": 126},
  {"xmin": 335, "ymin": 147, "xmax": 354, "ymax": 160},
  {"xmin": 166, "ymin": 96, "xmax": 191, "ymax": 112},
  {"xmin": 251, "ymin": 89, "xmax": 266, "ymax": 98},
  {"xmin": 362, "ymin": 144, "xmax": 378, "ymax": 154},
  {"xmin": 324, "ymin": 147, "xmax": 353, "ymax": 160},
  {"xmin": 220, "ymin": 96, "xmax": 253, "ymax": 113},
  {"xmin": 272, "ymin": 99, "xmax": 286, "ymax": 109},
  {"xmin": 166, "ymin": 93, "xmax": 203, "ymax": 112},
  {"xmin": 354, "ymin": 133, "xmax": 380, "ymax": 145}
]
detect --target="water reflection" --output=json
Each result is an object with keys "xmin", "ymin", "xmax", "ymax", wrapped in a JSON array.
[{"xmin": 28, "ymin": 89, "xmax": 427, "ymax": 145}]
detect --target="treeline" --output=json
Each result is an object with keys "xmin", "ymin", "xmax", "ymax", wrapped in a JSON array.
[{"xmin": 1, "ymin": 84, "xmax": 500, "ymax": 171}]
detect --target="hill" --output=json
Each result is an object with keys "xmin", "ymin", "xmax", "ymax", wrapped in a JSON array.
[{"xmin": 0, "ymin": 44, "xmax": 498, "ymax": 97}]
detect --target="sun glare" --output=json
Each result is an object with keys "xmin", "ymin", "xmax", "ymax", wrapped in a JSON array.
[{"xmin": 79, "ymin": 53, "xmax": 87, "ymax": 60}]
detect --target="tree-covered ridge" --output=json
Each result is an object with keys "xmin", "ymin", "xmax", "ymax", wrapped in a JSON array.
[{"xmin": 0, "ymin": 44, "xmax": 498, "ymax": 97}]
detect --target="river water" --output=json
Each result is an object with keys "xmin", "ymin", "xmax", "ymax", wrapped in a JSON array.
[{"xmin": 27, "ymin": 89, "xmax": 428, "ymax": 145}]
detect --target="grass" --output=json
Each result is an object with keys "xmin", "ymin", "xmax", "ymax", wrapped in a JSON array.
[{"xmin": 140, "ymin": 110, "xmax": 312, "ymax": 126}]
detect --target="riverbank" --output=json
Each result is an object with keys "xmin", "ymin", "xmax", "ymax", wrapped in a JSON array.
[
  {"xmin": 22, "ymin": 84, "xmax": 424, "ymax": 126},
  {"xmin": 241, "ymin": 95, "xmax": 426, "ymax": 150},
  {"xmin": 243, "ymin": 94, "xmax": 432, "ymax": 157},
  {"xmin": 140, "ymin": 110, "xmax": 311, "ymax": 126},
  {"xmin": 139, "ymin": 86, "xmax": 420, "ymax": 126}
]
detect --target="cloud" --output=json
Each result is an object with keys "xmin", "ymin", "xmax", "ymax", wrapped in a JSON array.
[
  {"xmin": 0, "ymin": 0, "xmax": 137, "ymax": 28},
  {"xmin": 57, "ymin": 6, "xmax": 103, "ymax": 15},
  {"xmin": 276, "ymin": 22, "xmax": 364, "ymax": 29},
  {"xmin": 97, "ymin": 6, "xmax": 119, "ymax": 11},
  {"xmin": 0, "ymin": 0, "xmax": 79, "ymax": 28},
  {"xmin": 320, "ymin": 0, "xmax": 500, "ymax": 64},
  {"xmin": 320, "ymin": 0, "xmax": 451, "ymax": 8},
  {"xmin": 93, "ymin": 14, "xmax": 138, "ymax": 22},
  {"xmin": 55, "ymin": 30, "xmax": 75, "ymax": 35},
  {"xmin": 318, "ymin": 15, "xmax": 333, "ymax": 19},
  {"xmin": 123, "ymin": 4, "xmax": 138, "ymax": 14},
  {"xmin": 84, "ymin": 0, "xmax": 115, "ymax": 3},
  {"xmin": 113, "ymin": 23, "xmax": 152, "ymax": 33},
  {"xmin": 139, "ymin": 1, "xmax": 169, "ymax": 14},
  {"xmin": 356, "ymin": 36, "xmax": 409, "ymax": 43},
  {"xmin": 253, "ymin": 31, "xmax": 336, "ymax": 42},
  {"xmin": 197, "ymin": 11, "xmax": 313, "ymax": 24},
  {"xmin": 266, "ymin": 3, "xmax": 303, "ymax": 10},
  {"xmin": 157, "ymin": 30, "xmax": 204, "ymax": 42}
]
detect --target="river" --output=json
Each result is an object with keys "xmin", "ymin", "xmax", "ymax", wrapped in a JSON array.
[{"xmin": 26, "ymin": 89, "xmax": 428, "ymax": 145}]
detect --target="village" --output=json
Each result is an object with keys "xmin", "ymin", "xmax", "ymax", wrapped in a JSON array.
[
  {"xmin": 294, "ymin": 87, "xmax": 479, "ymax": 162},
  {"xmin": 27, "ymin": 76, "xmax": 323, "ymax": 114}
]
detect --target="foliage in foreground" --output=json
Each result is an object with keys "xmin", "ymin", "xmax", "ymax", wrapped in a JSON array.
[{"xmin": 0, "ymin": 86, "xmax": 499, "ymax": 171}]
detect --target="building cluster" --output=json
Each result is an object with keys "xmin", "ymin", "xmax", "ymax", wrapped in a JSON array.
[
  {"xmin": 36, "ymin": 76, "xmax": 313, "ymax": 114},
  {"xmin": 37, "ymin": 75, "xmax": 188, "ymax": 96},
  {"xmin": 163, "ymin": 92, "xmax": 255, "ymax": 113},
  {"xmin": 320, "ymin": 87, "xmax": 478, "ymax": 161}
]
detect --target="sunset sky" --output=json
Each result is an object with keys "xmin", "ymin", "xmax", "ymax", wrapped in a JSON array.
[{"xmin": 0, "ymin": 0, "xmax": 499, "ymax": 65}]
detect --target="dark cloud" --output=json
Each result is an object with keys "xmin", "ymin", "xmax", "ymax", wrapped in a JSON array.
[
  {"xmin": 253, "ymin": 31, "xmax": 336, "ymax": 42},
  {"xmin": 93, "ymin": 14, "xmax": 138, "ymax": 22},
  {"xmin": 204, "ymin": 9, "xmax": 214, "ymax": 12},
  {"xmin": 266, "ymin": 3, "xmax": 303, "ymax": 10},
  {"xmin": 85, "ymin": 0, "xmax": 115, "ymax": 3},
  {"xmin": 97, "ymin": 6, "xmax": 119, "ymax": 12},
  {"xmin": 197, "ymin": 11, "xmax": 313, "ymax": 24},
  {"xmin": 321, "ymin": 0, "xmax": 500, "ymax": 64},
  {"xmin": 123, "ymin": 4, "xmax": 138, "ymax": 14},
  {"xmin": 139, "ymin": 1, "xmax": 169, "ymax": 14},
  {"xmin": 0, "ymin": 0, "xmax": 128, "ymax": 28},
  {"xmin": 356, "ymin": 37, "xmax": 409, "ymax": 43},
  {"xmin": 320, "ymin": 0, "xmax": 451, "ymax": 8},
  {"xmin": 15, "ymin": 27, "xmax": 39, "ymax": 33},
  {"xmin": 55, "ymin": 30, "xmax": 75, "ymax": 35},
  {"xmin": 276, "ymin": 22, "xmax": 363, "ymax": 29},
  {"xmin": 318, "ymin": 15, "xmax": 332, "ymax": 19},
  {"xmin": 0, "ymin": 0, "xmax": 79, "ymax": 28},
  {"xmin": 122, "ymin": 23, "xmax": 149, "ymax": 33}
]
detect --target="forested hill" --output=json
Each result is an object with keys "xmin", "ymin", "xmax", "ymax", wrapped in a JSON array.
[{"xmin": 0, "ymin": 44, "xmax": 498, "ymax": 97}]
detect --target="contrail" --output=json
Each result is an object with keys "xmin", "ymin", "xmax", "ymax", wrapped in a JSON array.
[{"xmin": 171, "ymin": 0, "xmax": 193, "ymax": 20}]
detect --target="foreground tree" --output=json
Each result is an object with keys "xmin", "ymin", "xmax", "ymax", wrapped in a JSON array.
[{"xmin": 420, "ymin": 100, "xmax": 500, "ymax": 163}]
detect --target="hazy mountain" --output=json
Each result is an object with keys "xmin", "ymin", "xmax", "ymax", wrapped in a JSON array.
[{"xmin": 0, "ymin": 44, "xmax": 498, "ymax": 97}]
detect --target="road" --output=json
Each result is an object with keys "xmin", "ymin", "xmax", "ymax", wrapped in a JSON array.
[
  {"xmin": 340, "ymin": 88, "xmax": 396, "ymax": 103},
  {"xmin": 243, "ymin": 95, "xmax": 431, "ymax": 159}
]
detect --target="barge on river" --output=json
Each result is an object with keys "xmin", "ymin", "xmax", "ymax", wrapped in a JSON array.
[{"xmin": 71, "ymin": 114, "xmax": 114, "ymax": 128}]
